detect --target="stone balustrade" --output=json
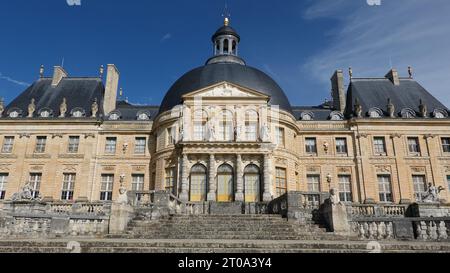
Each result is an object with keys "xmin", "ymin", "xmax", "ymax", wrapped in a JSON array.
[
  {"xmin": 350, "ymin": 204, "xmax": 407, "ymax": 218},
  {"xmin": 352, "ymin": 221, "xmax": 395, "ymax": 240},
  {"xmin": 414, "ymin": 220, "xmax": 449, "ymax": 241}
]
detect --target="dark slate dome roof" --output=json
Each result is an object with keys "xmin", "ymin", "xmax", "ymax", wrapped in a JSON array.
[
  {"xmin": 212, "ymin": 26, "xmax": 240, "ymax": 42},
  {"xmin": 159, "ymin": 63, "xmax": 292, "ymax": 114}
]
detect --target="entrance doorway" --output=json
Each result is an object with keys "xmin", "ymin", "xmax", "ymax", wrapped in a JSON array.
[
  {"xmin": 244, "ymin": 164, "xmax": 261, "ymax": 202},
  {"xmin": 217, "ymin": 164, "xmax": 234, "ymax": 202}
]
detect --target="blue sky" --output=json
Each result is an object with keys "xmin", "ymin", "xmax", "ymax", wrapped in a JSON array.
[{"xmin": 1, "ymin": 0, "xmax": 450, "ymax": 107}]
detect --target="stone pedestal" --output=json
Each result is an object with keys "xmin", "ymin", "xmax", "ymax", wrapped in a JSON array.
[
  {"xmin": 109, "ymin": 203, "xmax": 134, "ymax": 234},
  {"xmin": 323, "ymin": 200, "xmax": 351, "ymax": 233},
  {"xmin": 409, "ymin": 203, "xmax": 450, "ymax": 217}
]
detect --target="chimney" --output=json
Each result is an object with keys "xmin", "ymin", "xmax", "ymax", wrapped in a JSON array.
[
  {"xmin": 103, "ymin": 64, "xmax": 120, "ymax": 115},
  {"xmin": 51, "ymin": 66, "xmax": 68, "ymax": 87},
  {"xmin": 385, "ymin": 69, "xmax": 400, "ymax": 86},
  {"xmin": 331, "ymin": 70, "xmax": 346, "ymax": 113}
]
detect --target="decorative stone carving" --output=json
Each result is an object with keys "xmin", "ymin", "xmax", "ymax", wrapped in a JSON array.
[
  {"xmin": 84, "ymin": 133, "xmax": 95, "ymax": 139},
  {"xmin": 27, "ymin": 98, "xmax": 36, "ymax": 118},
  {"xmin": 11, "ymin": 183, "xmax": 41, "ymax": 202},
  {"xmin": 329, "ymin": 188, "xmax": 340, "ymax": 205},
  {"xmin": 419, "ymin": 99, "xmax": 428, "ymax": 118},
  {"xmin": 390, "ymin": 133, "xmax": 402, "ymax": 139},
  {"xmin": 323, "ymin": 141, "xmax": 330, "ymax": 153},
  {"xmin": 260, "ymin": 123, "xmax": 270, "ymax": 142},
  {"xmin": 59, "ymin": 98, "xmax": 67, "ymax": 118},
  {"xmin": 52, "ymin": 134, "xmax": 63, "ymax": 139},
  {"xmin": 375, "ymin": 165, "xmax": 391, "ymax": 173},
  {"xmin": 421, "ymin": 183, "xmax": 445, "ymax": 203},
  {"xmin": 387, "ymin": 98, "xmax": 395, "ymax": 118},
  {"xmin": 354, "ymin": 98, "xmax": 363, "ymax": 118},
  {"xmin": 91, "ymin": 98, "xmax": 99, "ymax": 118},
  {"xmin": 206, "ymin": 120, "xmax": 216, "ymax": 141},
  {"xmin": 117, "ymin": 174, "xmax": 128, "ymax": 205}
]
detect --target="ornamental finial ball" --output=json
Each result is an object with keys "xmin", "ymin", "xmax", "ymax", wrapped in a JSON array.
[{"xmin": 224, "ymin": 17, "xmax": 230, "ymax": 26}]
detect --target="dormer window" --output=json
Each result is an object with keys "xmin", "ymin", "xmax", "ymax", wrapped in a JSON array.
[
  {"xmin": 108, "ymin": 111, "xmax": 121, "ymax": 121},
  {"xmin": 368, "ymin": 108, "xmax": 383, "ymax": 118},
  {"xmin": 401, "ymin": 108, "xmax": 416, "ymax": 119},
  {"xmin": 71, "ymin": 108, "xmax": 86, "ymax": 118},
  {"xmin": 137, "ymin": 111, "xmax": 150, "ymax": 121},
  {"xmin": 301, "ymin": 112, "xmax": 314, "ymax": 121},
  {"xmin": 38, "ymin": 108, "xmax": 53, "ymax": 118},
  {"xmin": 330, "ymin": 111, "xmax": 344, "ymax": 121},
  {"xmin": 433, "ymin": 109, "xmax": 448, "ymax": 119},
  {"xmin": 7, "ymin": 108, "xmax": 22, "ymax": 118}
]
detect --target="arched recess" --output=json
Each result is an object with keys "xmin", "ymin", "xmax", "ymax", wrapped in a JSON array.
[
  {"xmin": 190, "ymin": 164, "xmax": 208, "ymax": 202},
  {"xmin": 217, "ymin": 164, "xmax": 234, "ymax": 202},
  {"xmin": 244, "ymin": 164, "xmax": 261, "ymax": 202}
]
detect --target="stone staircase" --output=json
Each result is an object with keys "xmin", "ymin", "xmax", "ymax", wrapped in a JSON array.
[{"xmin": 118, "ymin": 214, "xmax": 352, "ymax": 241}]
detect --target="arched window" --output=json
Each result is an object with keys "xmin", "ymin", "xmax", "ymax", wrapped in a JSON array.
[
  {"xmin": 245, "ymin": 110, "xmax": 258, "ymax": 141},
  {"xmin": 368, "ymin": 108, "xmax": 383, "ymax": 118},
  {"xmin": 232, "ymin": 40, "xmax": 237, "ymax": 55},
  {"xmin": 7, "ymin": 108, "xmax": 22, "ymax": 118},
  {"xmin": 217, "ymin": 164, "xmax": 234, "ymax": 202},
  {"xmin": 38, "ymin": 108, "xmax": 53, "ymax": 118},
  {"xmin": 433, "ymin": 109, "xmax": 448, "ymax": 119},
  {"xmin": 190, "ymin": 164, "xmax": 207, "ymax": 202},
  {"xmin": 193, "ymin": 110, "xmax": 208, "ymax": 141},
  {"xmin": 71, "ymin": 108, "xmax": 86, "ymax": 118},
  {"xmin": 329, "ymin": 111, "xmax": 344, "ymax": 121},
  {"xmin": 218, "ymin": 110, "xmax": 234, "ymax": 141},
  {"xmin": 215, "ymin": 41, "xmax": 220, "ymax": 55},
  {"xmin": 401, "ymin": 108, "xmax": 416, "ymax": 119},
  {"xmin": 244, "ymin": 164, "xmax": 261, "ymax": 202},
  {"xmin": 137, "ymin": 111, "xmax": 150, "ymax": 121},
  {"xmin": 301, "ymin": 112, "xmax": 314, "ymax": 121},
  {"xmin": 223, "ymin": 39, "xmax": 229, "ymax": 54}
]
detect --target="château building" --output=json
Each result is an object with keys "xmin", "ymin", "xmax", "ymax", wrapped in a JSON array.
[{"xmin": 1, "ymin": 17, "xmax": 450, "ymax": 207}]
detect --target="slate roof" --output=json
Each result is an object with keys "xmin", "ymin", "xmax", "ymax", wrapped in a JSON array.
[
  {"xmin": 292, "ymin": 105, "xmax": 335, "ymax": 121},
  {"xmin": 4, "ymin": 77, "xmax": 104, "ymax": 119},
  {"xmin": 345, "ymin": 78, "xmax": 449, "ymax": 118},
  {"xmin": 110, "ymin": 101, "xmax": 159, "ymax": 121},
  {"xmin": 159, "ymin": 62, "xmax": 293, "ymax": 114}
]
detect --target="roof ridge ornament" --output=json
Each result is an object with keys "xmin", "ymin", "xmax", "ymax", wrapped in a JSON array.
[
  {"xmin": 39, "ymin": 65, "xmax": 44, "ymax": 78},
  {"xmin": 408, "ymin": 66, "xmax": 413, "ymax": 79}
]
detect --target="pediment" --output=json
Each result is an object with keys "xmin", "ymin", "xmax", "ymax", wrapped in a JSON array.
[{"xmin": 182, "ymin": 82, "xmax": 270, "ymax": 100}]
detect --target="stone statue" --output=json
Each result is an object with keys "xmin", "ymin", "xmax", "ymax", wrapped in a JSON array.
[
  {"xmin": 329, "ymin": 188, "xmax": 340, "ymax": 205},
  {"xmin": 206, "ymin": 120, "xmax": 215, "ymax": 141},
  {"xmin": 59, "ymin": 98, "xmax": 67, "ymax": 118},
  {"xmin": 323, "ymin": 141, "xmax": 330, "ymax": 153},
  {"xmin": 260, "ymin": 123, "xmax": 270, "ymax": 142},
  {"xmin": 0, "ymin": 98, "xmax": 4, "ymax": 117},
  {"xmin": 235, "ymin": 125, "xmax": 243, "ymax": 141},
  {"xmin": 11, "ymin": 183, "xmax": 41, "ymax": 202},
  {"xmin": 387, "ymin": 98, "xmax": 395, "ymax": 118},
  {"xmin": 27, "ymin": 98, "xmax": 36, "ymax": 118},
  {"xmin": 117, "ymin": 174, "xmax": 128, "ymax": 204},
  {"xmin": 421, "ymin": 183, "xmax": 445, "ymax": 203},
  {"xmin": 91, "ymin": 98, "xmax": 99, "ymax": 118},
  {"xmin": 419, "ymin": 99, "xmax": 428, "ymax": 118},
  {"xmin": 354, "ymin": 98, "xmax": 363, "ymax": 118}
]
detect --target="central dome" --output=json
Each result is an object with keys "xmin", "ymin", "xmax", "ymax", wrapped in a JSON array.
[
  {"xmin": 159, "ymin": 63, "xmax": 292, "ymax": 114},
  {"xmin": 158, "ymin": 18, "xmax": 292, "ymax": 114}
]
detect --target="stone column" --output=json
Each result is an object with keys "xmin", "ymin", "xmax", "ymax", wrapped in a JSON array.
[
  {"xmin": 179, "ymin": 154, "xmax": 189, "ymax": 201},
  {"xmin": 263, "ymin": 154, "xmax": 272, "ymax": 202},
  {"xmin": 235, "ymin": 154, "xmax": 244, "ymax": 201},
  {"xmin": 207, "ymin": 154, "xmax": 217, "ymax": 201}
]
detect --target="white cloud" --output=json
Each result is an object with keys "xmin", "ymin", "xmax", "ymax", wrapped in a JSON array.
[
  {"xmin": 160, "ymin": 33, "xmax": 172, "ymax": 43},
  {"xmin": 302, "ymin": 0, "xmax": 450, "ymax": 107},
  {"xmin": 0, "ymin": 72, "xmax": 29, "ymax": 87}
]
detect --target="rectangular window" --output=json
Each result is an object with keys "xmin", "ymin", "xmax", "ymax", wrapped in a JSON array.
[
  {"xmin": 338, "ymin": 175, "xmax": 352, "ymax": 202},
  {"xmin": 0, "ymin": 173, "xmax": 8, "ymax": 200},
  {"xmin": 378, "ymin": 174, "xmax": 393, "ymax": 202},
  {"xmin": 442, "ymin": 138, "xmax": 450, "ymax": 153},
  {"xmin": 412, "ymin": 175, "xmax": 427, "ymax": 202},
  {"xmin": 245, "ymin": 122, "xmax": 258, "ymax": 141},
  {"xmin": 105, "ymin": 137, "xmax": 117, "ymax": 154},
  {"xmin": 35, "ymin": 136, "xmax": 47, "ymax": 153},
  {"xmin": 132, "ymin": 174, "xmax": 145, "ymax": 191},
  {"xmin": 373, "ymin": 137, "xmax": 386, "ymax": 154},
  {"xmin": 305, "ymin": 138, "xmax": 317, "ymax": 154},
  {"xmin": 307, "ymin": 174, "xmax": 320, "ymax": 192},
  {"xmin": 275, "ymin": 127, "xmax": 285, "ymax": 147},
  {"xmin": 68, "ymin": 136, "xmax": 80, "ymax": 153},
  {"xmin": 134, "ymin": 137, "xmax": 146, "ymax": 154},
  {"xmin": 275, "ymin": 168, "xmax": 287, "ymax": 197},
  {"xmin": 193, "ymin": 122, "xmax": 206, "ymax": 141},
  {"xmin": 61, "ymin": 173, "xmax": 76, "ymax": 201},
  {"xmin": 336, "ymin": 138, "xmax": 348, "ymax": 154},
  {"xmin": 408, "ymin": 137, "xmax": 421, "ymax": 154},
  {"xmin": 29, "ymin": 173, "xmax": 42, "ymax": 199},
  {"xmin": 100, "ymin": 174, "xmax": 114, "ymax": 201},
  {"xmin": 167, "ymin": 127, "xmax": 176, "ymax": 145},
  {"xmin": 165, "ymin": 168, "xmax": 176, "ymax": 194},
  {"xmin": 1, "ymin": 137, "xmax": 14, "ymax": 153}
]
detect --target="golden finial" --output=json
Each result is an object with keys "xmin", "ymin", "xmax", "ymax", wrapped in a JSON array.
[
  {"xmin": 224, "ymin": 17, "xmax": 230, "ymax": 26},
  {"xmin": 222, "ymin": 3, "xmax": 230, "ymax": 26}
]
